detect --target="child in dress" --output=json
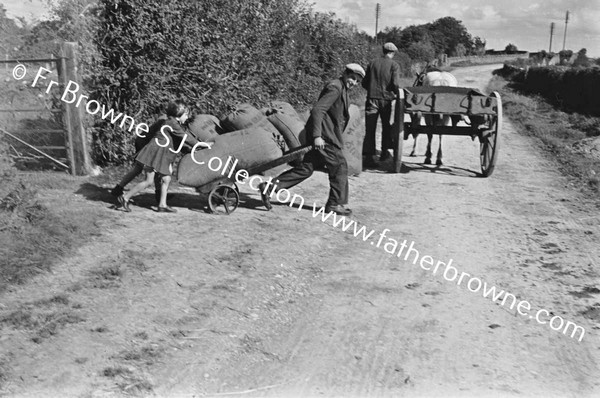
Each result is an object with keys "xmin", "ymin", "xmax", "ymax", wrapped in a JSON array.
[
  {"xmin": 111, "ymin": 112, "xmax": 166, "ymax": 203},
  {"xmin": 117, "ymin": 101, "xmax": 204, "ymax": 213}
]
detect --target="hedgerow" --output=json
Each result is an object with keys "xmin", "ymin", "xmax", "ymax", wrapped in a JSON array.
[
  {"xmin": 498, "ymin": 65, "xmax": 600, "ymax": 117},
  {"xmin": 85, "ymin": 0, "xmax": 372, "ymax": 164}
]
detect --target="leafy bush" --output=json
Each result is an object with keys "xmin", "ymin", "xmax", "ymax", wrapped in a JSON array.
[
  {"xmin": 521, "ymin": 66, "xmax": 600, "ymax": 116},
  {"xmin": 406, "ymin": 41, "xmax": 436, "ymax": 63},
  {"xmin": 573, "ymin": 48, "xmax": 590, "ymax": 68},
  {"xmin": 77, "ymin": 0, "xmax": 371, "ymax": 164},
  {"xmin": 489, "ymin": 76, "xmax": 600, "ymax": 192},
  {"xmin": 493, "ymin": 64, "xmax": 526, "ymax": 82},
  {"xmin": 394, "ymin": 52, "xmax": 414, "ymax": 78},
  {"xmin": 559, "ymin": 50, "xmax": 573, "ymax": 65},
  {"xmin": 499, "ymin": 63, "xmax": 600, "ymax": 117}
]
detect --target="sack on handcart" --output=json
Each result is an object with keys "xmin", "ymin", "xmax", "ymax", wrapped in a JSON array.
[
  {"xmin": 177, "ymin": 126, "xmax": 283, "ymax": 187},
  {"xmin": 186, "ymin": 114, "xmax": 223, "ymax": 142},
  {"xmin": 220, "ymin": 103, "xmax": 281, "ymax": 137},
  {"xmin": 264, "ymin": 101, "xmax": 305, "ymax": 150}
]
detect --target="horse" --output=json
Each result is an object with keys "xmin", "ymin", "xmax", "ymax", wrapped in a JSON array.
[{"xmin": 410, "ymin": 64, "xmax": 459, "ymax": 166}]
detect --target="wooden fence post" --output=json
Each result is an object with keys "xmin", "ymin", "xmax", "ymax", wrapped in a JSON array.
[
  {"xmin": 56, "ymin": 54, "xmax": 76, "ymax": 175},
  {"xmin": 59, "ymin": 42, "xmax": 93, "ymax": 175}
]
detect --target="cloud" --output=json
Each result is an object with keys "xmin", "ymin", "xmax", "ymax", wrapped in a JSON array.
[
  {"xmin": 342, "ymin": 1, "xmax": 362, "ymax": 11},
  {"xmin": 2, "ymin": 0, "xmax": 49, "ymax": 21},
  {"xmin": 311, "ymin": 0, "xmax": 600, "ymax": 56},
  {"xmin": 3, "ymin": 0, "xmax": 599, "ymax": 56}
]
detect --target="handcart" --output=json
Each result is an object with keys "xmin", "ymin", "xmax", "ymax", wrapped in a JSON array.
[{"xmin": 192, "ymin": 145, "xmax": 312, "ymax": 215}]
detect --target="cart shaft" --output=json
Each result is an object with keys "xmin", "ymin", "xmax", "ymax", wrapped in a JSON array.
[{"xmin": 407, "ymin": 125, "xmax": 488, "ymax": 137}]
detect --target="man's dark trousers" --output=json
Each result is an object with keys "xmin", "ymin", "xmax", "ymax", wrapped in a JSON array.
[
  {"xmin": 273, "ymin": 145, "xmax": 348, "ymax": 207},
  {"xmin": 364, "ymin": 98, "xmax": 393, "ymax": 157}
]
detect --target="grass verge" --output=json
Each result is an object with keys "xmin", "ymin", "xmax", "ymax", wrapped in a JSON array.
[
  {"xmin": 487, "ymin": 75, "xmax": 600, "ymax": 195},
  {"xmin": 0, "ymin": 292, "xmax": 86, "ymax": 343},
  {"xmin": 0, "ymin": 149, "xmax": 107, "ymax": 292}
]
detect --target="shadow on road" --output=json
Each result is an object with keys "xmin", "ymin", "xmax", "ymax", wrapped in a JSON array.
[
  {"xmin": 75, "ymin": 182, "xmax": 281, "ymax": 214},
  {"xmin": 399, "ymin": 160, "xmax": 481, "ymax": 178}
]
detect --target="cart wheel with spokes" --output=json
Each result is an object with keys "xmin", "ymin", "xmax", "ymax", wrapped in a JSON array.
[
  {"xmin": 392, "ymin": 88, "xmax": 405, "ymax": 173},
  {"xmin": 208, "ymin": 183, "xmax": 240, "ymax": 215},
  {"xmin": 479, "ymin": 91, "xmax": 502, "ymax": 177}
]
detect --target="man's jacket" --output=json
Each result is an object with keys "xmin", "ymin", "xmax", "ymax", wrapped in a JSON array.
[
  {"xmin": 306, "ymin": 78, "xmax": 349, "ymax": 149},
  {"xmin": 362, "ymin": 57, "xmax": 401, "ymax": 100}
]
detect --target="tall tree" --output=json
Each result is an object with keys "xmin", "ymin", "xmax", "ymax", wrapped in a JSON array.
[
  {"xmin": 472, "ymin": 36, "xmax": 486, "ymax": 55},
  {"xmin": 505, "ymin": 43, "xmax": 518, "ymax": 53},
  {"xmin": 379, "ymin": 16, "xmax": 479, "ymax": 59},
  {"xmin": 427, "ymin": 17, "xmax": 473, "ymax": 56}
]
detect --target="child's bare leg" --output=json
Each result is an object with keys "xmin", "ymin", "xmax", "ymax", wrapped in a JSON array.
[{"xmin": 158, "ymin": 175, "xmax": 171, "ymax": 208}]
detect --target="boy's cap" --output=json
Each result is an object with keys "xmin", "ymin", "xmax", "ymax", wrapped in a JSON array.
[
  {"xmin": 383, "ymin": 42, "xmax": 398, "ymax": 52},
  {"xmin": 345, "ymin": 63, "xmax": 365, "ymax": 78}
]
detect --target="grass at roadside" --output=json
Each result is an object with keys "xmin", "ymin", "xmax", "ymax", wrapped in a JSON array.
[
  {"xmin": 487, "ymin": 75, "xmax": 600, "ymax": 195},
  {"xmin": 0, "ymin": 157, "xmax": 107, "ymax": 292}
]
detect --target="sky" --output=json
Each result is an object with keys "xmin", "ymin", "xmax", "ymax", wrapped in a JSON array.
[
  {"xmin": 310, "ymin": 0, "xmax": 600, "ymax": 57},
  {"xmin": 2, "ymin": 0, "xmax": 599, "ymax": 57},
  {"xmin": 2, "ymin": 0, "xmax": 50, "ymax": 21}
]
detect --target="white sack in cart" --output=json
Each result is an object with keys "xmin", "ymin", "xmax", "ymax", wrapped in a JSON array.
[{"xmin": 342, "ymin": 104, "xmax": 365, "ymax": 176}]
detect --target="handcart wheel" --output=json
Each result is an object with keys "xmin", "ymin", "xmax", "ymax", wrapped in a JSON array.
[
  {"xmin": 208, "ymin": 185, "xmax": 240, "ymax": 215},
  {"xmin": 392, "ymin": 89, "xmax": 405, "ymax": 173},
  {"xmin": 479, "ymin": 91, "xmax": 502, "ymax": 177}
]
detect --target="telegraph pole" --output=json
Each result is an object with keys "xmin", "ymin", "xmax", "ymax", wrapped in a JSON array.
[
  {"xmin": 562, "ymin": 10, "xmax": 569, "ymax": 50},
  {"xmin": 375, "ymin": 3, "xmax": 381, "ymax": 44},
  {"xmin": 549, "ymin": 22, "xmax": 555, "ymax": 52}
]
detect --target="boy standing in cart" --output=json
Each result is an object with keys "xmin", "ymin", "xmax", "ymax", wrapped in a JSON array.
[{"xmin": 259, "ymin": 63, "xmax": 365, "ymax": 216}]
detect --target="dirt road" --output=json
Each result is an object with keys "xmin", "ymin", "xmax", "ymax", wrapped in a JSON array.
[{"xmin": 2, "ymin": 64, "xmax": 600, "ymax": 397}]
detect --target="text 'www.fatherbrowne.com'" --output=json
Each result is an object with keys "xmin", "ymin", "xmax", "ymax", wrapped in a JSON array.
[
  {"xmin": 199, "ymin": 155, "xmax": 586, "ymax": 343},
  {"xmin": 308, "ymin": 206, "xmax": 586, "ymax": 342}
]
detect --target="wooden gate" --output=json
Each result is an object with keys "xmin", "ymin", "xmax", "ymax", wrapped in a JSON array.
[{"xmin": 0, "ymin": 42, "xmax": 92, "ymax": 175}]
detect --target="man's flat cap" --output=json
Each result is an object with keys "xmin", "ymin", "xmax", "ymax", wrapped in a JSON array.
[
  {"xmin": 345, "ymin": 63, "xmax": 366, "ymax": 78},
  {"xmin": 383, "ymin": 42, "xmax": 398, "ymax": 52}
]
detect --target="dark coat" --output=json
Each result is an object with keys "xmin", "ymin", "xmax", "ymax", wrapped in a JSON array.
[
  {"xmin": 134, "ymin": 116, "xmax": 167, "ymax": 153},
  {"xmin": 161, "ymin": 117, "xmax": 199, "ymax": 153},
  {"xmin": 362, "ymin": 56, "xmax": 401, "ymax": 100},
  {"xmin": 306, "ymin": 78, "xmax": 349, "ymax": 149}
]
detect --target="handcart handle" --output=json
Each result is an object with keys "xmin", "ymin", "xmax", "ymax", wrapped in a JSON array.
[{"xmin": 246, "ymin": 145, "xmax": 313, "ymax": 176}]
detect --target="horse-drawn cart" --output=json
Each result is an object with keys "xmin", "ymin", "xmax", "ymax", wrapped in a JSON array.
[{"xmin": 391, "ymin": 86, "xmax": 502, "ymax": 177}]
